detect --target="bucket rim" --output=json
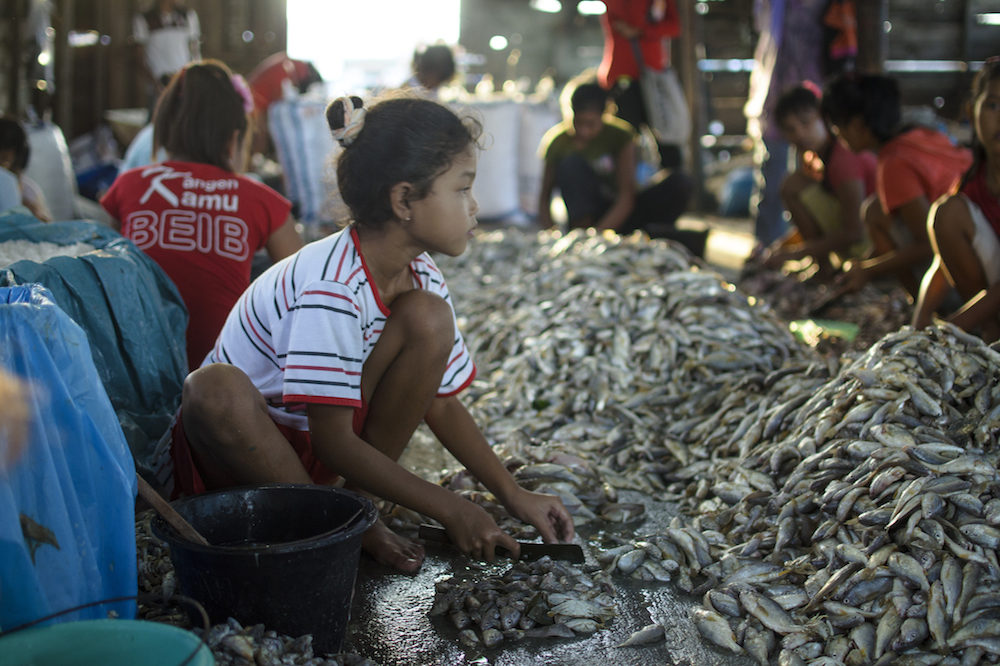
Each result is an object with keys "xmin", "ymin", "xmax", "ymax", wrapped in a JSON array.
[{"xmin": 151, "ymin": 483, "xmax": 377, "ymax": 554}]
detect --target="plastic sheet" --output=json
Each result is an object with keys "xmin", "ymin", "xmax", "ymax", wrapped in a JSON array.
[
  {"xmin": 465, "ymin": 99, "xmax": 521, "ymax": 221},
  {"xmin": 23, "ymin": 121, "xmax": 78, "ymax": 222},
  {"xmin": 0, "ymin": 214, "xmax": 187, "ymax": 478},
  {"xmin": 268, "ymin": 97, "xmax": 338, "ymax": 227},
  {"xmin": 517, "ymin": 102, "xmax": 560, "ymax": 217},
  {"xmin": 0, "ymin": 284, "xmax": 137, "ymax": 630}
]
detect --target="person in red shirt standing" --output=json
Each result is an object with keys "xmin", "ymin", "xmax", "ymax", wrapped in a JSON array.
[
  {"xmin": 598, "ymin": 0, "xmax": 684, "ymax": 170},
  {"xmin": 822, "ymin": 73, "xmax": 972, "ymax": 299},
  {"xmin": 102, "ymin": 60, "xmax": 303, "ymax": 372},
  {"xmin": 246, "ymin": 52, "xmax": 323, "ymax": 155}
]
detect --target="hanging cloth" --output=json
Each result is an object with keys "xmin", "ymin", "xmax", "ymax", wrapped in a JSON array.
[{"xmin": 823, "ymin": 0, "xmax": 858, "ymax": 74}]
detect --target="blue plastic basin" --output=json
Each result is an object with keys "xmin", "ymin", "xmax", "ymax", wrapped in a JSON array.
[{"xmin": 0, "ymin": 618, "xmax": 214, "ymax": 666}]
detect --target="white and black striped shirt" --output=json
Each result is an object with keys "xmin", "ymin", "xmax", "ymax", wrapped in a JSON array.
[{"xmin": 207, "ymin": 226, "xmax": 475, "ymax": 430}]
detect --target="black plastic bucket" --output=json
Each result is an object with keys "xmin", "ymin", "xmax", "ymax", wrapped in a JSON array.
[{"xmin": 151, "ymin": 483, "xmax": 376, "ymax": 655}]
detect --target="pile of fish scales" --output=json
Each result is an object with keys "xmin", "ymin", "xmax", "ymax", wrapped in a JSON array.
[{"xmin": 433, "ymin": 229, "xmax": 1000, "ymax": 662}]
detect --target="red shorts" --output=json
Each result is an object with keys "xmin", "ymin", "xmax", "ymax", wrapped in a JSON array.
[{"xmin": 169, "ymin": 400, "xmax": 369, "ymax": 499}]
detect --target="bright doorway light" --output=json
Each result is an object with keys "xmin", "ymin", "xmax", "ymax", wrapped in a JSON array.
[
  {"xmin": 530, "ymin": 0, "xmax": 562, "ymax": 12},
  {"xmin": 577, "ymin": 1, "xmax": 606, "ymax": 15},
  {"xmin": 489, "ymin": 35, "xmax": 509, "ymax": 51},
  {"xmin": 286, "ymin": 0, "xmax": 460, "ymax": 92}
]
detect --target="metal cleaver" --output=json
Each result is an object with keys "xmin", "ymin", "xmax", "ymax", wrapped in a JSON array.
[{"xmin": 418, "ymin": 524, "xmax": 585, "ymax": 563}]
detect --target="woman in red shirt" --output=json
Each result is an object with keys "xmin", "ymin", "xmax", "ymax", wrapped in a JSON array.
[
  {"xmin": 598, "ymin": 0, "xmax": 683, "ymax": 169},
  {"xmin": 102, "ymin": 60, "xmax": 302, "ymax": 371}
]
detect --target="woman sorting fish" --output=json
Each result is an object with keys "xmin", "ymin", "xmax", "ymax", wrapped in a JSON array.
[{"xmin": 168, "ymin": 92, "xmax": 575, "ymax": 572}]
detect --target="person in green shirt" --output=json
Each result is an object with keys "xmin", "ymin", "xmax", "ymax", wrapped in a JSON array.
[{"xmin": 536, "ymin": 81, "xmax": 701, "ymax": 255}]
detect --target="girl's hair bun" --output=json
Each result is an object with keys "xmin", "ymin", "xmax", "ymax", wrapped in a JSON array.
[{"xmin": 327, "ymin": 95, "xmax": 365, "ymax": 147}]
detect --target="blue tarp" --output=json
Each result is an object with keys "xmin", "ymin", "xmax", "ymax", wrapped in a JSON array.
[
  {"xmin": 0, "ymin": 213, "xmax": 187, "ymax": 476},
  {"xmin": 0, "ymin": 284, "xmax": 137, "ymax": 629}
]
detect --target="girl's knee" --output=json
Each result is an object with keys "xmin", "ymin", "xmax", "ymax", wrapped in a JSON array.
[
  {"xmin": 390, "ymin": 290, "xmax": 454, "ymax": 343},
  {"xmin": 183, "ymin": 363, "xmax": 263, "ymax": 420}
]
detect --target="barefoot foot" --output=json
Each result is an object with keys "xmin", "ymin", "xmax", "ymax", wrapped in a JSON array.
[{"xmin": 361, "ymin": 519, "xmax": 425, "ymax": 573}]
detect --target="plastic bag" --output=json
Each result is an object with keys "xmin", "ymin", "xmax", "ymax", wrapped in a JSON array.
[
  {"xmin": 0, "ymin": 284, "xmax": 137, "ymax": 630},
  {"xmin": 0, "ymin": 214, "xmax": 187, "ymax": 478},
  {"xmin": 268, "ymin": 97, "xmax": 338, "ymax": 227},
  {"xmin": 464, "ymin": 99, "xmax": 521, "ymax": 221},
  {"xmin": 639, "ymin": 65, "xmax": 692, "ymax": 146}
]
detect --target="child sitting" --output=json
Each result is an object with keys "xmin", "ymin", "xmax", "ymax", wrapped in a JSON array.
[
  {"xmin": 172, "ymin": 93, "xmax": 575, "ymax": 572},
  {"xmin": 912, "ymin": 57, "xmax": 1000, "ymax": 340},
  {"xmin": 761, "ymin": 84, "xmax": 876, "ymax": 280},
  {"xmin": 536, "ymin": 80, "xmax": 701, "ymax": 256},
  {"xmin": 821, "ymin": 73, "xmax": 972, "ymax": 298}
]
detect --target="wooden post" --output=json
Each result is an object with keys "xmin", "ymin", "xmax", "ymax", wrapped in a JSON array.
[
  {"xmin": 8, "ymin": 0, "xmax": 25, "ymax": 115},
  {"xmin": 53, "ymin": 0, "xmax": 73, "ymax": 129},
  {"xmin": 676, "ymin": 0, "xmax": 706, "ymax": 211},
  {"xmin": 856, "ymin": 0, "xmax": 887, "ymax": 74}
]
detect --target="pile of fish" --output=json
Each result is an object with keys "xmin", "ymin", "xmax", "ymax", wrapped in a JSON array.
[
  {"xmin": 136, "ymin": 226, "xmax": 1000, "ymax": 662},
  {"xmin": 738, "ymin": 264, "xmax": 913, "ymax": 356},
  {"xmin": 194, "ymin": 617, "xmax": 377, "ymax": 666},
  {"xmin": 429, "ymin": 555, "xmax": 617, "ymax": 649},
  {"xmin": 427, "ymin": 228, "xmax": 1000, "ymax": 663}
]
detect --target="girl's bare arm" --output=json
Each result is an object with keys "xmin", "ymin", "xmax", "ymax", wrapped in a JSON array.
[{"xmin": 424, "ymin": 395, "xmax": 575, "ymax": 544}]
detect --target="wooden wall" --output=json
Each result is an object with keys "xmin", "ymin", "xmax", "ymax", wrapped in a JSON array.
[
  {"xmin": 6, "ymin": 0, "xmax": 288, "ymax": 140},
  {"xmin": 4, "ymin": 1, "xmax": 997, "ymax": 144}
]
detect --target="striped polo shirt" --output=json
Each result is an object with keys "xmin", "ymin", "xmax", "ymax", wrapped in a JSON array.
[{"xmin": 207, "ymin": 225, "xmax": 476, "ymax": 430}]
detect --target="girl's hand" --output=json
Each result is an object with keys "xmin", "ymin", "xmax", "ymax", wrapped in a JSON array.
[
  {"xmin": 442, "ymin": 499, "xmax": 520, "ymax": 562},
  {"xmin": 503, "ymin": 487, "xmax": 576, "ymax": 544}
]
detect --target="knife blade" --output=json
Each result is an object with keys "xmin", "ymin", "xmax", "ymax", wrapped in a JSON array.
[{"xmin": 418, "ymin": 524, "xmax": 585, "ymax": 563}]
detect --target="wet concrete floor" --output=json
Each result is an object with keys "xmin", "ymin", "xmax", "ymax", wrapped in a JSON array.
[{"xmin": 343, "ymin": 494, "xmax": 753, "ymax": 666}]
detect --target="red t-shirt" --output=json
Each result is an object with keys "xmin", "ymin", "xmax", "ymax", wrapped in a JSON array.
[
  {"xmin": 826, "ymin": 140, "xmax": 877, "ymax": 194},
  {"xmin": 598, "ymin": 0, "xmax": 681, "ymax": 88},
  {"xmin": 248, "ymin": 54, "xmax": 314, "ymax": 113},
  {"xmin": 877, "ymin": 127, "xmax": 973, "ymax": 215},
  {"xmin": 101, "ymin": 161, "xmax": 291, "ymax": 371}
]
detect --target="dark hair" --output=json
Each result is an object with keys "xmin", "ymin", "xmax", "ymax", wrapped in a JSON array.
[
  {"xmin": 570, "ymin": 82, "xmax": 608, "ymax": 116},
  {"xmin": 153, "ymin": 59, "xmax": 250, "ymax": 171},
  {"xmin": 959, "ymin": 57, "xmax": 1000, "ymax": 189},
  {"xmin": 774, "ymin": 85, "xmax": 821, "ymax": 125},
  {"xmin": 821, "ymin": 73, "xmax": 901, "ymax": 143},
  {"xmin": 412, "ymin": 44, "xmax": 456, "ymax": 89},
  {"xmin": 326, "ymin": 92, "xmax": 482, "ymax": 226},
  {"xmin": 0, "ymin": 117, "xmax": 29, "ymax": 172}
]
